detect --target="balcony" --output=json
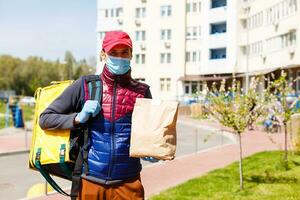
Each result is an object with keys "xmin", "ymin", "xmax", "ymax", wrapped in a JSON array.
[
  {"xmin": 209, "ymin": 34, "xmax": 227, "ymax": 49},
  {"xmin": 203, "ymin": 59, "xmax": 232, "ymax": 74},
  {"xmin": 211, "ymin": 22, "xmax": 226, "ymax": 34},
  {"xmin": 209, "ymin": 6, "xmax": 227, "ymax": 23},
  {"xmin": 211, "ymin": 0, "xmax": 227, "ymax": 9}
]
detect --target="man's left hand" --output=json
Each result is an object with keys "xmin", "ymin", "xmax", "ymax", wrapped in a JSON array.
[{"xmin": 142, "ymin": 157, "xmax": 159, "ymax": 163}]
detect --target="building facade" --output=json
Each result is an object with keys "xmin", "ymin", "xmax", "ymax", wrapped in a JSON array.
[{"xmin": 97, "ymin": 0, "xmax": 300, "ymax": 102}]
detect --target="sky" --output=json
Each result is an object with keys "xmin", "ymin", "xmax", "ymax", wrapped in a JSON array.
[{"xmin": 0, "ymin": 0, "xmax": 97, "ymax": 61}]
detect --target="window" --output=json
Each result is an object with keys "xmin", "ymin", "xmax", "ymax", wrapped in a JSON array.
[
  {"xmin": 192, "ymin": 52, "xmax": 197, "ymax": 62},
  {"xmin": 104, "ymin": 8, "xmax": 123, "ymax": 18},
  {"xmin": 186, "ymin": 3, "xmax": 191, "ymax": 12},
  {"xmin": 185, "ymin": 84, "xmax": 190, "ymax": 94},
  {"xmin": 193, "ymin": 2, "xmax": 197, "ymax": 12},
  {"xmin": 187, "ymin": 1, "xmax": 201, "ymax": 13},
  {"xmin": 266, "ymin": 0, "xmax": 297, "ymax": 25},
  {"xmin": 161, "ymin": 5, "xmax": 172, "ymax": 17},
  {"xmin": 266, "ymin": 31, "xmax": 297, "ymax": 52},
  {"xmin": 110, "ymin": 9, "xmax": 115, "ymax": 17},
  {"xmin": 192, "ymin": 82, "xmax": 198, "ymax": 93},
  {"xmin": 135, "ymin": 54, "xmax": 146, "ymax": 64},
  {"xmin": 247, "ymin": 41, "xmax": 263, "ymax": 56},
  {"xmin": 186, "ymin": 51, "xmax": 201, "ymax": 63},
  {"xmin": 160, "ymin": 53, "xmax": 171, "ymax": 63},
  {"xmin": 247, "ymin": 12, "xmax": 263, "ymax": 29},
  {"xmin": 211, "ymin": 0, "xmax": 227, "ymax": 9},
  {"xmin": 210, "ymin": 22, "xmax": 227, "ymax": 34},
  {"xmin": 116, "ymin": 8, "xmax": 123, "ymax": 17},
  {"xmin": 136, "ymin": 7, "xmax": 146, "ymax": 18},
  {"xmin": 99, "ymin": 31, "xmax": 106, "ymax": 40},
  {"xmin": 281, "ymin": 30, "xmax": 297, "ymax": 48},
  {"xmin": 210, "ymin": 48, "xmax": 226, "ymax": 59},
  {"xmin": 186, "ymin": 26, "xmax": 201, "ymax": 40},
  {"xmin": 186, "ymin": 52, "xmax": 191, "ymax": 62},
  {"xmin": 160, "ymin": 78, "xmax": 171, "ymax": 92},
  {"xmin": 184, "ymin": 81, "xmax": 202, "ymax": 94},
  {"xmin": 161, "ymin": 29, "xmax": 172, "ymax": 40},
  {"xmin": 135, "ymin": 78, "xmax": 146, "ymax": 82},
  {"xmin": 167, "ymin": 53, "xmax": 171, "ymax": 63},
  {"xmin": 135, "ymin": 31, "xmax": 146, "ymax": 41}
]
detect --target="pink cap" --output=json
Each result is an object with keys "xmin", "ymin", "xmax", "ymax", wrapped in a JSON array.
[{"xmin": 102, "ymin": 31, "xmax": 133, "ymax": 52}]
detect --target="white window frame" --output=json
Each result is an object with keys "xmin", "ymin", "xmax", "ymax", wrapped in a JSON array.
[
  {"xmin": 136, "ymin": 7, "xmax": 146, "ymax": 18},
  {"xmin": 161, "ymin": 29, "xmax": 172, "ymax": 40},
  {"xmin": 135, "ymin": 78, "xmax": 146, "ymax": 83},
  {"xmin": 161, "ymin": 5, "xmax": 172, "ymax": 17},
  {"xmin": 167, "ymin": 53, "xmax": 171, "ymax": 63},
  {"xmin": 184, "ymin": 81, "xmax": 202, "ymax": 95},
  {"xmin": 160, "ymin": 78, "xmax": 171, "ymax": 92},
  {"xmin": 135, "ymin": 54, "xmax": 146, "ymax": 64},
  {"xmin": 160, "ymin": 53, "xmax": 171, "ymax": 64},
  {"xmin": 135, "ymin": 30, "xmax": 146, "ymax": 41}
]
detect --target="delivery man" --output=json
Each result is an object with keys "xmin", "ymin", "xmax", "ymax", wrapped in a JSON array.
[{"xmin": 39, "ymin": 31, "xmax": 152, "ymax": 199}]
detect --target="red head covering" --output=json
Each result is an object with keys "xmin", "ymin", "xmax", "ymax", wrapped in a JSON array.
[{"xmin": 102, "ymin": 31, "xmax": 132, "ymax": 52}]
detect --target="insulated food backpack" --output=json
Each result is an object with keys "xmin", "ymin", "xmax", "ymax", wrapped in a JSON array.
[{"xmin": 29, "ymin": 75, "xmax": 102, "ymax": 199}]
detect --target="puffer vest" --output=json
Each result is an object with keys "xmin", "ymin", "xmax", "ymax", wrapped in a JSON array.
[{"xmin": 83, "ymin": 66, "xmax": 149, "ymax": 181}]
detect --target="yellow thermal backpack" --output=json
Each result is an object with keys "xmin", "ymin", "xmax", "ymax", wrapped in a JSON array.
[{"xmin": 29, "ymin": 75, "xmax": 102, "ymax": 198}]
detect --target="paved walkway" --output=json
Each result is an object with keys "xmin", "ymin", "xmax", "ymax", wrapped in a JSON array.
[
  {"xmin": 0, "ymin": 122, "xmax": 32, "ymax": 156},
  {"xmin": 0, "ymin": 117, "xmax": 285, "ymax": 199}
]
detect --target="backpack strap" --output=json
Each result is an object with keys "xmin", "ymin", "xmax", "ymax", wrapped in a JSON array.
[
  {"xmin": 70, "ymin": 75, "xmax": 103, "ymax": 199},
  {"xmin": 81, "ymin": 75, "xmax": 103, "ymax": 175},
  {"xmin": 34, "ymin": 148, "xmax": 70, "ymax": 197}
]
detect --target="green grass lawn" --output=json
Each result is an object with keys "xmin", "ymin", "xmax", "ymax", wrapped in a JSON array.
[
  {"xmin": 150, "ymin": 151, "xmax": 300, "ymax": 200},
  {"xmin": 0, "ymin": 117, "xmax": 13, "ymax": 129},
  {"xmin": 0, "ymin": 101, "xmax": 6, "ymax": 113},
  {"xmin": 21, "ymin": 104, "xmax": 35, "ymax": 122}
]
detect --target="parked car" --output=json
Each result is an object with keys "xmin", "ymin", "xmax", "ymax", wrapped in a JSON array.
[{"xmin": 19, "ymin": 96, "xmax": 35, "ymax": 106}]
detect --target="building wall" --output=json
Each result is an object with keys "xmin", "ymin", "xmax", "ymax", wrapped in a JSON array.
[
  {"xmin": 238, "ymin": 0, "xmax": 300, "ymax": 73},
  {"xmin": 122, "ymin": 0, "xmax": 186, "ymax": 100},
  {"xmin": 96, "ymin": 0, "xmax": 300, "ymax": 100}
]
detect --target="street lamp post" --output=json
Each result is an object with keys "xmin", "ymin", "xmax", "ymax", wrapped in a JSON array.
[{"xmin": 245, "ymin": 5, "xmax": 251, "ymax": 93}]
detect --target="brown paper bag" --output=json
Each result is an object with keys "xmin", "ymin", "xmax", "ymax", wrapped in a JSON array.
[{"xmin": 130, "ymin": 98, "xmax": 179, "ymax": 160}]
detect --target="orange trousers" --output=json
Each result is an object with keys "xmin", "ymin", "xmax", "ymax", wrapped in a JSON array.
[{"xmin": 77, "ymin": 177, "xmax": 144, "ymax": 200}]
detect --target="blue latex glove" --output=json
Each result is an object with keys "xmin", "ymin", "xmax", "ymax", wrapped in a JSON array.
[
  {"xmin": 77, "ymin": 100, "xmax": 101, "ymax": 123},
  {"xmin": 142, "ymin": 157, "xmax": 159, "ymax": 163}
]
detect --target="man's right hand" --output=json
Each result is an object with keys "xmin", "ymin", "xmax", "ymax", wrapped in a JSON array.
[{"xmin": 75, "ymin": 100, "xmax": 101, "ymax": 124}]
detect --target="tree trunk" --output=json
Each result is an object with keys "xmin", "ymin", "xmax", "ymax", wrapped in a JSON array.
[
  {"xmin": 238, "ymin": 133, "xmax": 244, "ymax": 190},
  {"xmin": 284, "ymin": 122, "xmax": 288, "ymax": 163}
]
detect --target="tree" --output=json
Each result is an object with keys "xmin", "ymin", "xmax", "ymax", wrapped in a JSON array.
[
  {"xmin": 0, "ymin": 55, "xmax": 22, "ymax": 90},
  {"xmin": 73, "ymin": 59, "xmax": 96, "ymax": 80},
  {"xmin": 206, "ymin": 78, "xmax": 265, "ymax": 190},
  {"xmin": 265, "ymin": 71, "xmax": 298, "ymax": 164},
  {"xmin": 0, "ymin": 53, "xmax": 95, "ymax": 96},
  {"xmin": 64, "ymin": 51, "xmax": 76, "ymax": 80}
]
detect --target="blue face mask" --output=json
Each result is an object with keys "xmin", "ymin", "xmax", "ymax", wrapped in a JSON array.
[{"xmin": 106, "ymin": 55, "xmax": 131, "ymax": 75}]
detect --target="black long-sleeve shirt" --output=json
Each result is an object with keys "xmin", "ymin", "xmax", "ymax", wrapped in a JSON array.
[{"xmin": 39, "ymin": 77, "xmax": 152, "ymax": 130}]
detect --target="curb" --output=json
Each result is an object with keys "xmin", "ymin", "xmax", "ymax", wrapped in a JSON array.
[{"xmin": 0, "ymin": 149, "xmax": 29, "ymax": 157}]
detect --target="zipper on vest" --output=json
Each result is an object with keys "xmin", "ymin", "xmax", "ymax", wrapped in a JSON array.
[{"xmin": 108, "ymin": 81, "xmax": 117, "ymax": 179}]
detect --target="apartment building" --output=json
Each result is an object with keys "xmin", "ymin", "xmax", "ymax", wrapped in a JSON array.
[
  {"xmin": 237, "ymin": 0, "xmax": 300, "ymax": 93},
  {"xmin": 96, "ymin": 0, "xmax": 300, "ymax": 102}
]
